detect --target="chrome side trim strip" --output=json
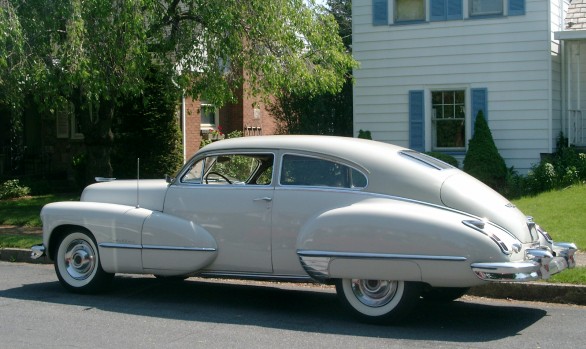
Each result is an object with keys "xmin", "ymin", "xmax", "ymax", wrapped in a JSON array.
[
  {"xmin": 143, "ymin": 245, "xmax": 216, "ymax": 252},
  {"xmin": 99, "ymin": 243, "xmax": 142, "ymax": 250},
  {"xmin": 297, "ymin": 250, "xmax": 467, "ymax": 262},
  {"xmin": 297, "ymin": 250, "xmax": 467, "ymax": 282},
  {"xmin": 99, "ymin": 243, "xmax": 216, "ymax": 252}
]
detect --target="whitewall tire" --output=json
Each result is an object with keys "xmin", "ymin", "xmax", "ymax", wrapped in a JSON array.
[
  {"xmin": 54, "ymin": 230, "xmax": 113, "ymax": 293},
  {"xmin": 335, "ymin": 279, "xmax": 421, "ymax": 324}
]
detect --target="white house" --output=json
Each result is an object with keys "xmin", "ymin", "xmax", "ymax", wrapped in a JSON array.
[{"xmin": 353, "ymin": 0, "xmax": 585, "ymax": 172}]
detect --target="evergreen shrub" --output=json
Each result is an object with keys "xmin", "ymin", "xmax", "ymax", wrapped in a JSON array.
[{"xmin": 463, "ymin": 111, "xmax": 507, "ymax": 191}]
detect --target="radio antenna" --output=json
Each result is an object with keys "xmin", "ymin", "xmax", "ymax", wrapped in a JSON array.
[{"xmin": 136, "ymin": 158, "xmax": 140, "ymax": 208}]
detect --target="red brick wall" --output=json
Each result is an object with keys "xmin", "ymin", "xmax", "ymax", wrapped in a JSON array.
[
  {"xmin": 182, "ymin": 97, "xmax": 202, "ymax": 159},
  {"xmin": 182, "ymin": 88, "xmax": 279, "ymax": 158}
]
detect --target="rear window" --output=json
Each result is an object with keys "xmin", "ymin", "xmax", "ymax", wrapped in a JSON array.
[
  {"xmin": 399, "ymin": 150, "xmax": 454, "ymax": 170},
  {"xmin": 280, "ymin": 154, "xmax": 367, "ymax": 189}
]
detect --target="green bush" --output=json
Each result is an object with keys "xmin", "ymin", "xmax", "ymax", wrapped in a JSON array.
[
  {"xmin": 463, "ymin": 111, "xmax": 507, "ymax": 191},
  {"xmin": 0, "ymin": 179, "xmax": 31, "ymax": 200},
  {"xmin": 424, "ymin": 152, "xmax": 459, "ymax": 168},
  {"xmin": 357, "ymin": 129, "xmax": 372, "ymax": 139},
  {"xmin": 522, "ymin": 133, "xmax": 586, "ymax": 196}
]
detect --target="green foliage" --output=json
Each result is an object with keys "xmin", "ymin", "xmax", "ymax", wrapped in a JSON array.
[
  {"xmin": 2, "ymin": 0, "xmax": 356, "ymax": 179},
  {"xmin": 424, "ymin": 152, "xmax": 459, "ymax": 167},
  {"xmin": 112, "ymin": 67, "xmax": 183, "ymax": 179},
  {"xmin": 463, "ymin": 111, "xmax": 507, "ymax": 191},
  {"xmin": 503, "ymin": 133, "xmax": 586, "ymax": 198},
  {"xmin": 268, "ymin": 0, "xmax": 354, "ymax": 136},
  {"xmin": 0, "ymin": 179, "xmax": 30, "ymax": 200},
  {"xmin": 357, "ymin": 129, "xmax": 372, "ymax": 140}
]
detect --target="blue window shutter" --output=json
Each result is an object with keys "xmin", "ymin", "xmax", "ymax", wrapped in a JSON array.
[
  {"xmin": 373, "ymin": 0, "xmax": 388, "ymax": 26},
  {"xmin": 447, "ymin": 0, "xmax": 463, "ymax": 20},
  {"xmin": 409, "ymin": 90, "xmax": 425, "ymax": 152},
  {"xmin": 509, "ymin": 0, "xmax": 525, "ymax": 16},
  {"xmin": 430, "ymin": 0, "xmax": 446, "ymax": 21},
  {"xmin": 471, "ymin": 88, "xmax": 488, "ymax": 136}
]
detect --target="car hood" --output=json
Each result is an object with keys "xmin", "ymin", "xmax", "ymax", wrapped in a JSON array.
[
  {"xmin": 440, "ymin": 173, "xmax": 534, "ymax": 243},
  {"xmin": 81, "ymin": 179, "xmax": 169, "ymax": 212}
]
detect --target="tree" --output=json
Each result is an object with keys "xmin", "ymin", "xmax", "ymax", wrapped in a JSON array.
[
  {"xmin": 269, "ymin": 0, "xmax": 354, "ymax": 136},
  {"xmin": 112, "ymin": 65, "xmax": 183, "ymax": 179},
  {"xmin": 463, "ymin": 111, "xmax": 507, "ymax": 190},
  {"xmin": 1, "ymin": 0, "xmax": 356, "ymax": 181}
]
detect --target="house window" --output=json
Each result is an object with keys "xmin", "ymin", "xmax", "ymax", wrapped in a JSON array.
[
  {"xmin": 200, "ymin": 100, "xmax": 218, "ymax": 128},
  {"xmin": 469, "ymin": 0, "xmax": 503, "ymax": 16},
  {"xmin": 395, "ymin": 0, "xmax": 425, "ymax": 22},
  {"xmin": 431, "ymin": 90, "xmax": 465, "ymax": 150}
]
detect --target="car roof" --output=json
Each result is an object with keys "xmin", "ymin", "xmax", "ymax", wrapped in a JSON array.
[{"xmin": 199, "ymin": 135, "xmax": 406, "ymax": 165}]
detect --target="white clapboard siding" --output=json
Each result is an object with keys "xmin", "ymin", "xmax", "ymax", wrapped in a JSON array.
[{"xmin": 353, "ymin": 0, "xmax": 565, "ymax": 172}]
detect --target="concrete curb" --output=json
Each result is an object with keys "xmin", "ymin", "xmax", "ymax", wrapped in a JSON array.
[
  {"xmin": 0, "ymin": 248, "xmax": 50, "ymax": 264},
  {"xmin": 2, "ymin": 247, "xmax": 585, "ymax": 306}
]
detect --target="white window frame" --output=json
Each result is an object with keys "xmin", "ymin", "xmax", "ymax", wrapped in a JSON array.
[
  {"xmin": 393, "ymin": 0, "xmax": 427, "ymax": 23},
  {"xmin": 200, "ymin": 100, "xmax": 219, "ymax": 130},
  {"xmin": 469, "ymin": 0, "xmax": 506, "ymax": 17},
  {"xmin": 425, "ymin": 87, "xmax": 471, "ymax": 152}
]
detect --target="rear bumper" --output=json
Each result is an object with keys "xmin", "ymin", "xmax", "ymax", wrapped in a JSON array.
[{"xmin": 471, "ymin": 242, "xmax": 577, "ymax": 282}]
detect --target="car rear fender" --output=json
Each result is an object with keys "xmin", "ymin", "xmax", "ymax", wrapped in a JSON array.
[{"xmin": 296, "ymin": 198, "xmax": 504, "ymax": 283}]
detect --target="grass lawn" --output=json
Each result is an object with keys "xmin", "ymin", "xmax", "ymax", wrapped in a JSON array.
[
  {"xmin": 512, "ymin": 184, "xmax": 586, "ymax": 249},
  {"xmin": 0, "ymin": 193, "xmax": 78, "ymax": 227}
]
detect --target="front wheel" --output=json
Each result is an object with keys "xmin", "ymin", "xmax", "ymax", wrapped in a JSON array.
[
  {"xmin": 335, "ymin": 279, "xmax": 421, "ymax": 324},
  {"xmin": 54, "ymin": 230, "xmax": 113, "ymax": 294}
]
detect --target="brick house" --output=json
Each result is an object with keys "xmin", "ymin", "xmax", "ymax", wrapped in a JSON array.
[{"xmin": 180, "ymin": 90, "xmax": 278, "ymax": 161}]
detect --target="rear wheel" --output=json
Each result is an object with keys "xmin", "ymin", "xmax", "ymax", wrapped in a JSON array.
[
  {"xmin": 54, "ymin": 230, "xmax": 113, "ymax": 293},
  {"xmin": 335, "ymin": 279, "xmax": 421, "ymax": 324}
]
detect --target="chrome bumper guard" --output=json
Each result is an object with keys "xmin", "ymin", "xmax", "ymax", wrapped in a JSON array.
[
  {"xmin": 471, "ymin": 242, "xmax": 577, "ymax": 282},
  {"xmin": 30, "ymin": 244, "xmax": 46, "ymax": 260}
]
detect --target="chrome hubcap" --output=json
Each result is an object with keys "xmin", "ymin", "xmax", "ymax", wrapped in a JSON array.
[
  {"xmin": 351, "ymin": 279, "xmax": 398, "ymax": 307},
  {"xmin": 64, "ymin": 239, "xmax": 96, "ymax": 280}
]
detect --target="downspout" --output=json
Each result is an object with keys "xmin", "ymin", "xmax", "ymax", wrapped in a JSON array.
[{"xmin": 181, "ymin": 96, "xmax": 187, "ymax": 163}]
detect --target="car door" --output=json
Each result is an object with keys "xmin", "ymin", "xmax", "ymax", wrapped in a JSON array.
[
  {"xmin": 271, "ymin": 153, "xmax": 369, "ymax": 276},
  {"xmin": 162, "ymin": 152, "xmax": 275, "ymax": 273}
]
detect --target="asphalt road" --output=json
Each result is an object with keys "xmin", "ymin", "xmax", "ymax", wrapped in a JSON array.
[{"xmin": 1, "ymin": 261, "xmax": 585, "ymax": 349}]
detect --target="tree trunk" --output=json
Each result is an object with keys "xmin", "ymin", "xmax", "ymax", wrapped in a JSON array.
[{"xmin": 79, "ymin": 99, "xmax": 115, "ymax": 185}]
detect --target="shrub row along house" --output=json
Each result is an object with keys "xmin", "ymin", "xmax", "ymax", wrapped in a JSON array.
[{"xmin": 352, "ymin": 0, "xmax": 586, "ymax": 172}]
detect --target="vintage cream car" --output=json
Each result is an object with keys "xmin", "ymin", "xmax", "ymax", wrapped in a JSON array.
[{"xmin": 32, "ymin": 135, "xmax": 577, "ymax": 323}]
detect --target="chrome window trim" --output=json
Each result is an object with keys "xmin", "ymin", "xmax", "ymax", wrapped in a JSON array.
[
  {"xmin": 177, "ymin": 150, "xmax": 277, "ymax": 186},
  {"xmin": 399, "ymin": 150, "xmax": 455, "ymax": 170},
  {"xmin": 278, "ymin": 152, "xmax": 369, "ymax": 189}
]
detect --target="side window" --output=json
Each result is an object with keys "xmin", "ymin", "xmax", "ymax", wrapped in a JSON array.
[
  {"xmin": 182, "ymin": 159, "xmax": 204, "ymax": 183},
  {"xmin": 181, "ymin": 154, "xmax": 274, "ymax": 185},
  {"xmin": 280, "ymin": 155, "xmax": 367, "ymax": 189}
]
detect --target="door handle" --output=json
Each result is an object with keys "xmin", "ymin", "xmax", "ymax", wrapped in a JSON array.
[{"xmin": 253, "ymin": 197, "xmax": 273, "ymax": 202}]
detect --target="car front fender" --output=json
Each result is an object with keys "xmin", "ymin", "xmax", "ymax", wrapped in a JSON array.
[{"xmin": 41, "ymin": 201, "xmax": 218, "ymax": 275}]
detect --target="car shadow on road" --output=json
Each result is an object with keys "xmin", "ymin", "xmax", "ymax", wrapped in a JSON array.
[{"xmin": 0, "ymin": 275, "xmax": 547, "ymax": 342}]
